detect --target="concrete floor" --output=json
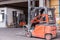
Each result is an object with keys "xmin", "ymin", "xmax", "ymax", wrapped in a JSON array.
[{"xmin": 0, "ymin": 28, "xmax": 60, "ymax": 40}]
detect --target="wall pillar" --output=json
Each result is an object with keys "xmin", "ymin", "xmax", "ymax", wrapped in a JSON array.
[{"xmin": 39, "ymin": 0, "xmax": 45, "ymax": 7}]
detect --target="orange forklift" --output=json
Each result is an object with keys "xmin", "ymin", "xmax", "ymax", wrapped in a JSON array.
[{"xmin": 25, "ymin": 0, "xmax": 57, "ymax": 40}]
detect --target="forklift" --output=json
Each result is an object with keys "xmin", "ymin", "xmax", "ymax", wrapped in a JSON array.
[{"xmin": 25, "ymin": 0, "xmax": 57, "ymax": 40}]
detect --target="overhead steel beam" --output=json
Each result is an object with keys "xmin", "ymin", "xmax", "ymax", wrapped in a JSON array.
[{"xmin": 0, "ymin": 0, "xmax": 28, "ymax": 5}]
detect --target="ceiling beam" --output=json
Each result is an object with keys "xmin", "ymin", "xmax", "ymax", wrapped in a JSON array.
[{"xmin": 0, "ymin": 0, "xmax": 28, "ymax": 5}]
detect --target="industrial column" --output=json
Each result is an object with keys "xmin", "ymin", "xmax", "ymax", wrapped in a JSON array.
[
  {"xmin": 39, "ymin": 0, "xmax": 48, "ymax": 13},
  {"xmin": 28, "ymin": 0, "xmax": 35, "ymax": 30},
  {"xmin": 39, "ymin": 0, "xmax": 45, "ymax": 7},
  {"xmin": 28, "ymin": 0, "xmax": 31, "ymax": 30}
]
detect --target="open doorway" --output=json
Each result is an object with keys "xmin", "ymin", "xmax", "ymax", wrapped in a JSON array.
[
  {"xmin": 12, "ymin": 11, "xmax": 26, "ymax": 28},
  {"xmin": 18, "ymin": 14, "xmax": 26, "ymax": 28},
  {"xmin": 12, "ymin": 11, "xmax": 18, "ymax": 28}
]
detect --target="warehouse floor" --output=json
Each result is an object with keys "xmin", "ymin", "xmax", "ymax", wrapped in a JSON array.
[{"xmin": 0, "ymin": 28, "xmax": 60, "ymax": 40}]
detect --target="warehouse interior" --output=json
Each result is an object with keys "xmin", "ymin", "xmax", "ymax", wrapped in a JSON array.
[
  {"xmin": 0, "ymin": 1, "xmax": 40, "ymax": 28},
  {"xmin": 0, "ymin": 0, "xmax": 59, "ymax": 40},
  {"xmin": 0, "ymin": 0, "xmax": 59, "ymax": 28}
]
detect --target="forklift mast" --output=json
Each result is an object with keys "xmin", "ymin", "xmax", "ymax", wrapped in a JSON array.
[
  {"xmin": 28, "ymin": 0, "xmax": 56, "ymax": 30},
  {"xmin": 28, "ymin": 0, "xmax": 46, "ymax": 29},
  {"xmin": 28, "ymin": 0, "xmax": 35, "ymax": 30}
]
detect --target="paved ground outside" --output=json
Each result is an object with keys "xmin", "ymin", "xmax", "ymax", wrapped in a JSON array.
[{"xmin": 0, "ymin": 28, "xmax": 60, "ymax": 40}]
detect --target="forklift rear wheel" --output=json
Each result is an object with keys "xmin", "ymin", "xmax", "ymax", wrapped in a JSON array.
[
  {"xmin": 45, "ymin": 34, "xmax": 52, "ymax": 40},
  {"xmin": 25, "ymin": 31, "xmax": 32, "ymax": 38}
]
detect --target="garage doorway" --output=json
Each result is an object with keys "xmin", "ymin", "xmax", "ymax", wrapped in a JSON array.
[{"xmin": 12, "ymin": 11, "xmax": 18, "ymax": 28}]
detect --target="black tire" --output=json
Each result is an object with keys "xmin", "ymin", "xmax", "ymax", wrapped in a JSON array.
[
  {"xmin": 45, "ymin": 34, "xmax": 52, "ymax": 40},
  {"xmin": 25, "ymin": 31, "xmax": 32, "ymax": 38}
]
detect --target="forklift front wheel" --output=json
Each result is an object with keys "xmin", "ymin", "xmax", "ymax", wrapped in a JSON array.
[
  {"xmin": 25, "ymin": 31, "xmax": 32, "ymax": 38},
  {"xmin": 45, "ymin": 34, "xmax": 52, "ymax": 40}
]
